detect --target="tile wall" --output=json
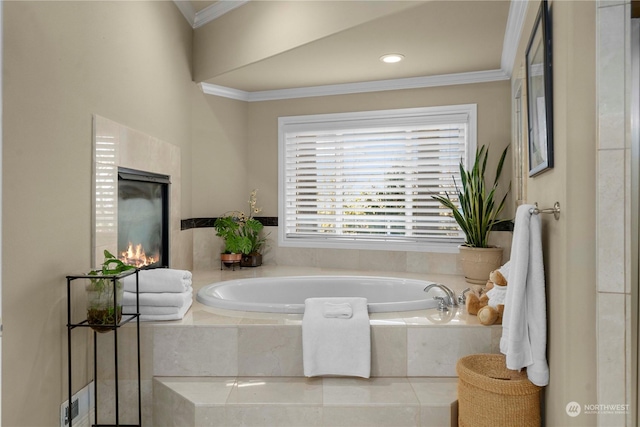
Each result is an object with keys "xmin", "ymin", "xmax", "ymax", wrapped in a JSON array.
[
  {"xmin": 193, "ymin": 226, "xmax": 513, "ymax": 275},
  {"xmin": 596, "ymin": 1, "xmax": 635, "ymax": 425}
]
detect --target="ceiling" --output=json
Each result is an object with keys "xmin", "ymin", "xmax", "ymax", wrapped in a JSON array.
[{"xmin": 180, "ymin": 1, "xmax": 519, "ymax": 98}]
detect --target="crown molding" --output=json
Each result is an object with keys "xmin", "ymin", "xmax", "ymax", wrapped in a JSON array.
[
  {"xmin": 192, "ymin": 0, "xmax": 524, "ymax": 101},
  {"xmin": 173, "ymin": 0, "xmax": 195, "ymax": 28},
  {"xmin": 501, "ymin": 0, "xmax": 528, "ymax": 75},
  {"xmin": 173, "ymin": 0, "xmax": 249, "ymax": 29},
  {"xmin": 200, "ymin": 69, "xmax": 510, "ymax": 102},
  {"xmin": 199, "ymin": 83, "xmax": 250, "ymax": 101},
  {"xmin": 194, "ymin": 0, "xmax": 250, "ymax": 29}
]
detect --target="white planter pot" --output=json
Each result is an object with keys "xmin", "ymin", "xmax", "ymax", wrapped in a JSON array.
[{"xmin": 458, "ymin": 245, "xmax": 503, "ymax": 285}]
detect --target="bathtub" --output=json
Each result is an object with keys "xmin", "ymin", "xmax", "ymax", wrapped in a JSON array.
[{"xmin": 196, "ymin": 275, "xmax": 441, "ymax": 313}]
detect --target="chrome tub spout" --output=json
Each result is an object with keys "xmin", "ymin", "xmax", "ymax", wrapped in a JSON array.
[{"xmin": 423, "ymin": 283, "xmax": 457, "ymax": 307}]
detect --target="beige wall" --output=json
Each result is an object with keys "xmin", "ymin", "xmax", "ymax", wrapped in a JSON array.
[
  {"xmin": 179, "ymin": 80, "xmax": 514, "ymax": 274},
  {"xmin": 511, "ymin": 1, "xmax": 597, "ymax": 425},
  {"xmin": 1, "ymin": 1, "xmax": 601, "ymax": 426},
  {"xmin": 191, "ymin": 89, "xmax": 249, "ymax": 217},
  {"xmin": 2, "ymin": 2, "xmax": 195, "ymax": 425},
  {"xmin": 193, "ymin": 80, "xmax": 514, "ymax": 272},
  {"xmin": 247, "ymin": 80, "xmax": 513, "ymax": 217}
]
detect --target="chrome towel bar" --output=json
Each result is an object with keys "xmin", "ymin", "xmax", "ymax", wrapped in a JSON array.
[{"xmin": 529, "ymin": 202, "xmax": 561, "ymax": 220}]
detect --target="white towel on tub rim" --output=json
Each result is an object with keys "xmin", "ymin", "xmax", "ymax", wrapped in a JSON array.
[{"xmin": 302, "ymin": 297, "xmax": 371, "ymax": 378}]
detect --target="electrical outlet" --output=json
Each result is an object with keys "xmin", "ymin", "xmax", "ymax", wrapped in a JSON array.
[
  {"xmin": 60, "ymin": 381, "xmax": 93, "ymax": 427},
  {"xmin": 61, "ymin": 399, "xmax": 78, "ymax": 425}
]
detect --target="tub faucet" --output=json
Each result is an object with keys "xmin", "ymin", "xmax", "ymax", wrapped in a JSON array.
[
  {"xmin": 458, "ymin": 288, "xmax": 471, "ymax": 305},
  {"xmin": 423, "ymin": 283, "xmax": 458, "ymax": 307}
]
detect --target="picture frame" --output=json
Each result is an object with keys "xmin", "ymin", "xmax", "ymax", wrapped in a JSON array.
[{"xmin": 526, "ymin": 0, "xmax": 553, "ymax": 177}]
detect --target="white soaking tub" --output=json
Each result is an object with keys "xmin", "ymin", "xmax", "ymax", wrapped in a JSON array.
[{"xmin": 196, "ymin": 275, "xmax": 441, "ymax": 313}]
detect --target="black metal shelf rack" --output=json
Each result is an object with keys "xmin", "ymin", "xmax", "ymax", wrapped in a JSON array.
[{"xmin": 66, "ymin": 269, "xmax": 141, "ymax": 427}]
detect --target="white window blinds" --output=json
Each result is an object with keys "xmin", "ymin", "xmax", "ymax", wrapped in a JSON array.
[{"xmin": 278, "ymin": 104, "xmax": 477, "ymax": 252}]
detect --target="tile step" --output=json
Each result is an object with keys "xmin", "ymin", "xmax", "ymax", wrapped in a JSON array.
[{"xmin": 153, "ymin": 376, "xmax": 458, "ymax": 427}]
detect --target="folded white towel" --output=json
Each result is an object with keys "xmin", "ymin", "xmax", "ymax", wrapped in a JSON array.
[
  {"xmin": 122, "ymin": 268, "xmax": 192, "ymax": 293},
  {"xmin": 126, "ymin": 298, "xmax": 193, "ymax": 322},
  {"xmin": 302, "ymin": 297, "xmax": 370, "ymax": 378},
  {"xmin": 122, "ymin": 287, "xmax": 192, "ymax": 307},
  {"xmin": 122, "ymin": 301, "xmax": 192, "ymax": 316},
  {"xmin": 500, "ymin": 204, "xmax": 549, "ymax": 387},
  {"xmin": 323, "ymin": 302, "xmax": 353, "ymax": 319},
  {"xmin": 123, "ymin": 305, "xmax": 178, "ymax": 316}
]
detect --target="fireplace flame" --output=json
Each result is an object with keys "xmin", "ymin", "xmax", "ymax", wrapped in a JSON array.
[{"xmin": 120, "ymin": 242, "xmax": 158, "ymax": 268}]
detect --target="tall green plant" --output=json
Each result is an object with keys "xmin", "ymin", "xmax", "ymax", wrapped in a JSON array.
[{"xmin": 432, "ymin": 145, "xmax": 511, "ymax": 248}]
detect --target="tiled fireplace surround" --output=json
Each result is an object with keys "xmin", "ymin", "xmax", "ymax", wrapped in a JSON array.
[
  {"xmin": 92, "ymin": 115, "xmax": 186, "ymax": 270},
  {"xmin": 91, "ymin": 116, "xmax": 509, "ymax": 425}
]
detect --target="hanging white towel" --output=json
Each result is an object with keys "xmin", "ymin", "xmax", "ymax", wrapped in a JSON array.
[
  {"xmin": 302, "ymin": 297, "xmax": 371, "ymax": 378},
  {"xmin": 122, "ymin": 287, "xmax": 192, "ymax": 307},
  {"xmin": 500, "ymin": 204, "xmax": 549, "ymax": 386},
  {"xmin": 122, "ymin": 268, "xmax": 192, "ymax": 293}
]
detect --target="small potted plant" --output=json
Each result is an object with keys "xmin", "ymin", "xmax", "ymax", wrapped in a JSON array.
[
  {"xmin": 214, "ymin": 215, "xmax": 251, "ymax": 266},
  {"xmin": 213, "ymin": 190, "xmax": 269, "ymax": 268},
  {"xmin": 431, "ymin": 145, "xmax": 511, "ymax": 284},
  {"xmin": 86, "ymin": 250, "xmax": 136, "ymax": 332}
]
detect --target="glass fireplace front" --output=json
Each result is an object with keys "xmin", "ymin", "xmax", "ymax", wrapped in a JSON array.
[{"xmin": 118, "ymin": 168, "xmax": 170, "ymax": 268}]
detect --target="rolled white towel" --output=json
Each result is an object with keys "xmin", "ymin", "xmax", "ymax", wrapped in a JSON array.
[
  {"xmin": 123, "ymin": 268, "xmax": 192, "ymax": 293},
  {"xmin": 122, "ymin": 287, "xmax": 192, "ymax": 307},
  {"xmin": 323, "ymin": 302, "xmax": 353, "ymax": 319},
  {"xmin": 486, "ymin": 285, "xmax": 506, "ymax": 308}
]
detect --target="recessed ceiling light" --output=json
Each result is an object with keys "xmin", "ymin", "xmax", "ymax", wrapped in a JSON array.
[{"xmin": 380, "ymin": 54, "xmax": 404, "ymax": 64}]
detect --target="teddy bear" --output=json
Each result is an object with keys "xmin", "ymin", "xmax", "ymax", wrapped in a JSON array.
[
  {"xmin": 465, "ymin": 285, "xmax": 489, "ymax": 315},
  {"xmin": 477, "ymin": 304, "xmax": 504, "ymax": 325},
  {"xmin": 463, "ymin": 268, "xmax": 508, "ymax": 324},
  {"xmin": 476, "ymin": 268, "xmax": 508, "ymax": 326}
]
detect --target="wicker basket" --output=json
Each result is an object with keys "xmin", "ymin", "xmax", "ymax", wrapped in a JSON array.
[{"xmin": 457, "ymin": 354, "xmax": 542, "ymax": 427}]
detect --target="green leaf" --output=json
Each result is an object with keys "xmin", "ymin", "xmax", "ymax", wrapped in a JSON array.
[{"xmin": 430, "ymin": 145, "xmax": 511, "ymax": 247}]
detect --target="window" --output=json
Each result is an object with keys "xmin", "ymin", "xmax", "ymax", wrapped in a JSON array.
[{"xmin": 278, "ymin": 104, "xmax": 477, "ymax": 253}]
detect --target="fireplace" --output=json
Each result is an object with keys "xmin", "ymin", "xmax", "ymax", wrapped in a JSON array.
[
  {"xmin": 93, "ymin": 115, "xmax": 182, "ymax": 270},
  {"xmin": 117, "ymin": 168, "xmax": 170, "ymax": 268}
]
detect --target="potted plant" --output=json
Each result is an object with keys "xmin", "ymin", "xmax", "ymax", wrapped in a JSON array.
[
  {"xmin": 214, "ymin": 215, "xmax": 250, "ymax": 266},
  {"xmin": 87, "ymin": 250, "xmax": 136, "ymax": 332},
  {"xmin": 239, "ymin": 190, "xmax": 268, "ymax": 267},
  {"xmin": 432, "ymin": 145, "xmax": 511, "ymax": 284},
  {"xmin": 214, "ymin": 190, "xmax": 269, "ymax": 268}
]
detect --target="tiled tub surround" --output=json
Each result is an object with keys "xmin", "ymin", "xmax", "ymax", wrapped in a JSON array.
[
  {"xmin": 154, "ymin": 377, "xmax": 459, "ymax": 427},
  {"xmin": 193, "ymin": 226, "xmax": 514, "ymax": 276},
  {"xmin": 95, "ymin": 267, "xmax": 501, "ymax": 426}
]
